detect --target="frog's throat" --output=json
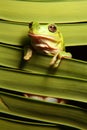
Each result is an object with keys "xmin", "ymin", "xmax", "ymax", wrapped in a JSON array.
[
  {"xmin": 28, "ymin": 33, "xmax": 61, "ymax": 43},
  {"xmin": 28, "ymin": 32, "xmax": 61, "ymax": 55}
]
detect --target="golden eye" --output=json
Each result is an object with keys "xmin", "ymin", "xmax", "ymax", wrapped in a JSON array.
[{"xmin": 48, "ymin": 24, "xmax": 57, "ymax": 33}]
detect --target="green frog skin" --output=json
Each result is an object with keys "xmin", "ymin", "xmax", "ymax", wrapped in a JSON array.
[{"xmin": 24, "ymin": 22, "xmax": 72, "ymax": 68}]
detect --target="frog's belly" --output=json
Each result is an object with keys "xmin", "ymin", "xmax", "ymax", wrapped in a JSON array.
[{"xmin": 31, "ymin": 39, "xmax": 58, "ymax": 55}]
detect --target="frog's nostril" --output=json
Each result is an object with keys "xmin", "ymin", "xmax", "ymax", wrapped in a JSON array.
[{"xmin": 29, "ymin": 22, "xmax": 33, "ymax": 28}]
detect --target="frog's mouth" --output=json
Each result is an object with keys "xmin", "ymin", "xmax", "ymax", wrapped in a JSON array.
[
  {"xmin": 28, "ymin": 33, "xmax": 61, "ymax": 55},
  {"xmin": 28, "ymin": 32, "xmax": 59, "ymax": 43}
]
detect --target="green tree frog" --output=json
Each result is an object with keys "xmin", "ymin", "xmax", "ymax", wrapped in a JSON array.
[{"xmin": 24, "ymin": 22, "xmax": 72, "ymax": 67}]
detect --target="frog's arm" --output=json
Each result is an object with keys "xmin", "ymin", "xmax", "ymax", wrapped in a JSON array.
[
  {"xmin": 24, "ymin": 47, "xmax": 32, "ymax": 60},
  {"xmin": 50, "ymin": 51, "xmax": 72, "ymax": 68}
]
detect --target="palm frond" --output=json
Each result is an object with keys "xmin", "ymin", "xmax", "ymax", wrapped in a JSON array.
[{"xmin": 0, "ymin": 0, "xmax": 87, "ymax": 129}]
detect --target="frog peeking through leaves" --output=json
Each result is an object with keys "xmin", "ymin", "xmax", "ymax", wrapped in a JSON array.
[{"xmin": 24, "ymin": 22, "xmax": 72, "ymax": 68}]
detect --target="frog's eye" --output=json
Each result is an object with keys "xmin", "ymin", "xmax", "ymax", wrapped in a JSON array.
[
  {"xmin": 29, "ymin": 22, "xmax": 33, "ymax": 28},
  {"xmin": 48, "ymin": 24, "xmax": 57, "ymax": 33}
]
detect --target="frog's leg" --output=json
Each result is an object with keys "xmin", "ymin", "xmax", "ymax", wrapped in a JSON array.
[
  {"xmin": 24, "ymin": 47, "xmax": 32, "ymax": 60},
  {"xmin": 50, "ymin": 51, "xmax": 72, "ymax": 68}
]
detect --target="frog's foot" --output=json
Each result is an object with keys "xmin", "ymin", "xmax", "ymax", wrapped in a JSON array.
[
  {"xmin": 61, "ymin": 51, "xmax": 72, "ymax": 59},
  {"xmin": 24, "ymin": 48, "xmax": 32, "ymax": 60}
]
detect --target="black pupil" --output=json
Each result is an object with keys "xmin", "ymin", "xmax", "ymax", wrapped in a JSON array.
[{"xmin": 48, "ymin": 24, "xmax": 57, "ymax": 33}]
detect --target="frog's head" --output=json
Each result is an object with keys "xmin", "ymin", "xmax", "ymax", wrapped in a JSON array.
[{"xmin": 28, "ymin": 22, "xmax": 64, "ymax": 55}]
